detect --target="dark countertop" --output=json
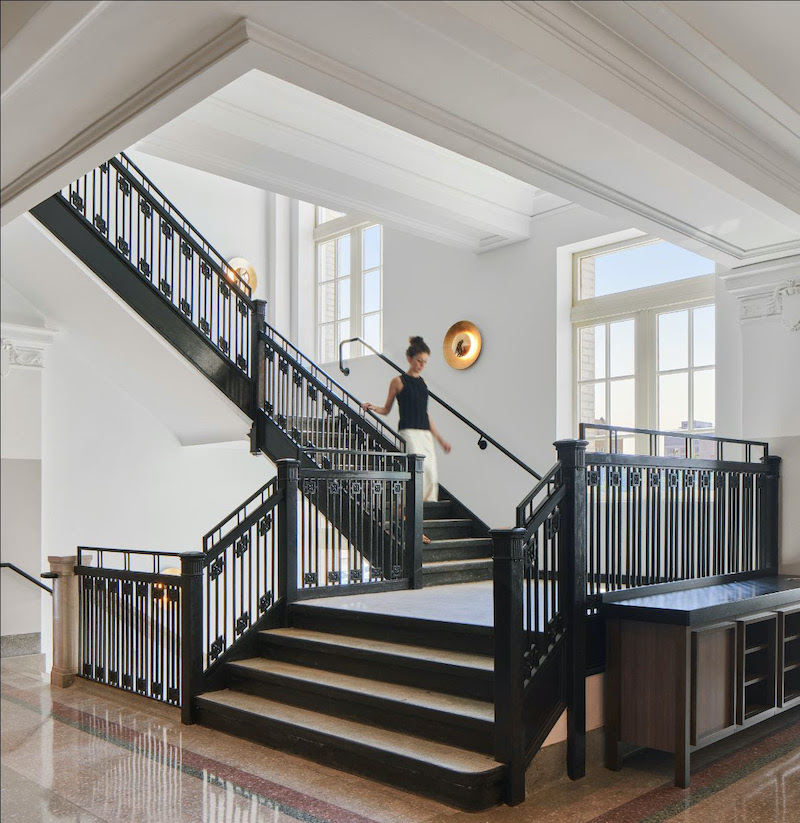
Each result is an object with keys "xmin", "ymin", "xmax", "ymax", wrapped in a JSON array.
[{"xmin": 600, "ymin": 575, "xmax": 800, "ymax": 625}]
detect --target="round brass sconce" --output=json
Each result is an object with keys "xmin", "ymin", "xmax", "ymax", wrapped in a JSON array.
[
  {"xmin": 228, "ymin": 257, "xmax": 258, "ymax": 293},
  {"xmin": 443, "ymin": 321, "xmax": 482, "ymax": 369}
]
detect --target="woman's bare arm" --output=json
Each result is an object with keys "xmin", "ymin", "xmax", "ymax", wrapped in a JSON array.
[
  {"xmin": 361, "ymin": 376, "xmax": 402, "ymax": 416},
  {"xmin": 428, "ymin": 415, "xmax": 451, "ymax": 453}
]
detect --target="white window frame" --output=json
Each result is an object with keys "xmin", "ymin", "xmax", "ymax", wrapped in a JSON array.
[
  {"xmin": 314, "ymin": 213, "xmax": 383, "ymax": 362},
  {"xmin": 571, "ymin": 236, "xmax": 715, "ymax": 438}
]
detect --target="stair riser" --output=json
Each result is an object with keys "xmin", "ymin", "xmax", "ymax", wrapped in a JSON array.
[
  {"xmin": 195, "ymin": 702, "xmax": 504, "ymax": 811},
  {"xmin": 422, "ymin": 502, "xmax": 454, "ymax": 519},
  {"xmin": 258, "ymin": 638, "xmax": 494, "ymax": 701},
  {"xmin": 423, "ymin": 545, "xmax": 491, "ymax": 562},
  {"xmin": 226, "ymin": 669, "xmax": 494, "ymax": 754},
  {"xmin": 423, "ymin": 523, "xmax": 474, "ymax": 540},
  {"xmin": 289, "ymin": 608, "xmax": 493, "ymax": 656},
  {"xmin": 423, "ymin": 567, "xmax": 494, "ymax": 587}
]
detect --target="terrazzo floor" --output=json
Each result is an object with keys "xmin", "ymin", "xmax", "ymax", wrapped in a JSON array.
[{"xmin": 2, "ymin": 653, "xmax": 799, "ymax": 823}]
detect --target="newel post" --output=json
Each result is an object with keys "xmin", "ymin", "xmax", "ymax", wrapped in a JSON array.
[
  {"xmin": 761, "ymin": 454, "xmax": 781, "ymax": 573},
  {"xmin": 249, "ymin": 299, "xmax": 268, "ymax": 454},
  {"xmin": 554, "ymin": 438, "xmax": 589, "ymax": 780},
  {"xmin": 277, "ymin": 459, "xmax": 300, "ymax": 609},
  {"xmin": 47, "ymin": 555, "xmax": 79, "ymax": 688},
  {"xmin": 491, "ymin": 526, "xmax": 527, "ymax": 806},
  {"xmin": 406, "ymin": 454, "xmax": 425, "ymax": 589},
  {"xmin": 180, "ymin": 551, "xmax": 205, "ymax": 725}
]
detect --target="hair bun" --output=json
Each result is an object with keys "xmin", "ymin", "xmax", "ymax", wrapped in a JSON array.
[{"xmin": 409, "ymin": 335, "xmax": 424, "ymax": 345}]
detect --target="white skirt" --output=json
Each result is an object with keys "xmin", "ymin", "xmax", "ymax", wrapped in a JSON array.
[{"xmin": 399, "ymin": 428, "xmax": 438, "ymax": 502}]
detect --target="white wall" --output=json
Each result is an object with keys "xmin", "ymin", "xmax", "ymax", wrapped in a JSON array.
[
  {"xmin": 41, "ymin": 338, "xmax": 273, "ymax": 560},
  {"xmin": 331, "ymin": 207, "xmax": 628, "ymax": 527}
]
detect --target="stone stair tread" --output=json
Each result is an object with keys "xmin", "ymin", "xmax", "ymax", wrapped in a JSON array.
[
  {"xmin": 228, "ymin": 658, "xmax": 492, "ymax": 721},
  {"xmin": 423, "ymin": 518, "xmax": 472, "ymax": 526},
  {"xmin": 424, "ymin": 559, "xmax": 493, "ymax": 571},
  {"xmin": 426, "ymin": 537, "xmax": 491, "ymax": 546},
  {"xmin": 198, "ymin": 689, "xmax": 500, "ymax": 774},
  {"xmin": 262, "ymin": 628, "xmax": 493, "ymax": 671}
]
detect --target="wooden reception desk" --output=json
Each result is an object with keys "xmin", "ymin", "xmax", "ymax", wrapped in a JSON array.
[{"xmin": 601, "ymin": 574, "xmax": 800, "ymax": 787}]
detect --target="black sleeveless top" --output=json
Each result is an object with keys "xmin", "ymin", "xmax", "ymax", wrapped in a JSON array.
[{"xmin": 397, "ymin": 374, "xmax": 429, "ymax": 430}]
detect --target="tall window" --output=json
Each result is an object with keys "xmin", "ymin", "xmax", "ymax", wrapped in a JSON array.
[
  {"xmin": 315, "ymin": 210, "xmax": 382, "ymax": 363},
  {"xmin": 573, "ymin": 238, "xmax": 715, "ymax": 454}
]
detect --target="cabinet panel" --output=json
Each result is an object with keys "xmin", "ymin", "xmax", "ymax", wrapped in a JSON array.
[
  {"xmin": 691, "ymin": 623, "xmax": 736, "ymax": 745},
  {"xmin": 737, "ymin": 613, "xmax": 777, "ymax": 725},
  {"xmin": 778, "ymin": 607, "xmax": 800, "ymax": 708}
]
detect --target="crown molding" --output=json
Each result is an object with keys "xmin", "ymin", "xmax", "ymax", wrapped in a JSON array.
[{"xmin": 0, "ymin": 322, "xmax": 58, "ymax": 372}]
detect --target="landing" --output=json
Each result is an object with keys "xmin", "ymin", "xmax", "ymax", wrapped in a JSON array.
[{"xmin": 300, "ymin": 581, "xmax": 494, "ymax": 627}]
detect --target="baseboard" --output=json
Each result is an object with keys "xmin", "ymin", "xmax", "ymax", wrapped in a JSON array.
[{"xmin": 0, "ymin": 632, "xmax": 41, "ymax": 658}]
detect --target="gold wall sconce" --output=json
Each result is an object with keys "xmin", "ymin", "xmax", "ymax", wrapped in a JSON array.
[
  {"xmin": 443, "ymin": 321, "xmax": 482, "ymax": 369},
  {"xmin": 228, "ymin": 257, "xmax": 258, "ymax": 293}
]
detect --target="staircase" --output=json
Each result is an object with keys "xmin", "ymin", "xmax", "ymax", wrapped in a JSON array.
[
  {"xmin": 29, "ymin": 152, "xmax": 566, "ymax": 810},
  {"xmin": 195, "ymin": 601, "xmax": 502, "ymax": 810}
]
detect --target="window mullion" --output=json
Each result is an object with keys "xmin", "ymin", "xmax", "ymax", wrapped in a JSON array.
[{"xmin": 351, "ymin": 228, "xmax": 363, "ymax": 352}]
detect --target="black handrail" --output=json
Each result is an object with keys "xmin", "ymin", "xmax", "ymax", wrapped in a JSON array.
[
  {"xmin": 339, "ymin": 337, "xmax": 542, "ymax": 481},
  {"xmin": 580, "ymin": 422, "xmax": 769, "ymax": 461},
  {"xmin": 0, "ymin": 562, "xmax": 52, "ymax": 595}
]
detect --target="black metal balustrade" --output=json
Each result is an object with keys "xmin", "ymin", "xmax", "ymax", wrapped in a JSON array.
[
  {"xmin": 77, "ymin": 547, "xmax": 183, "ymax": 705},
  {"xmin": 492, "ymin": 440, "xmax": 587, "ymax": 805},
  {"xmin": 59, "ymin": 154, "xmax": 252, "ymax": 376},
  {"xmin": 260, "ymin": 328, "xmax": 404, "ymax": 464},
  {"xmin": 580, "ymin": 424, "xmax": 779, "ymax": 612}
]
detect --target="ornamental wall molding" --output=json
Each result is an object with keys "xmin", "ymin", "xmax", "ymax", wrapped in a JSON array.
[
  {"xmin": 719, "ymin": 256, "xmax": 800, "ymax": 326},
  {"xmin": 0, "ymin": 323, "xmax": 58, "ymax": 375}
]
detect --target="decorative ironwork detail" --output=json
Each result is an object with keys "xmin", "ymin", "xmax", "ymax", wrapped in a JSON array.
[
  {"xmin": 159, "ymin": 279, "xmax": 172, "ymax": 299},
  {"xmin": 140, "ymin": 200, "xmax": 152, "ymax": 218},
  {"xmin": 715, "ymin": 473, "xmax": 726, "ymax": 488},
  {"xmin": 392, "ymin": 481, "xmax": 404, "ymax": 495},
  {"xmin": 303, "ymin": 572, "xmax": 318, "ymax": 586},
  {"xmin": 322, "ymin": 456, "xmax": 332, "ymax": 470},
  {"xmin": 328, "ymin": 479, "xmax": 341, "ymax": 495},
  {"xmin": 235, "ymin": 612, "xmax": 250, "ymax": 636},
  {"xmin": 370, "ymin": 566, "xmax": 382, "ymax": 579},
  {"xmin": 667, "ymin": 470, "xmax": 679, "ymax": 488},
  {"xmin": 372, "ymin": 480, "xmax": 384, "ymax": 497},
  {"xmin": 391, "ymin": 565, "xmax": 403, "ymax": 579},
  {"xmin": 234, "ymin": 533, "xmax": 250, "ymax": 558},
  {"xmin": 83, "ymin": 662, "xmax": 93, "ymax": 677},
  {"xmin": 291, "ymin": 426, "xmax": 302, "ymax": 442},
  {"xmin": 307, "ymin": 384, "xmax": 317, "ymax": 400},
  {"xmin": 609, "ymin": 469, "xmax": 621, "ymax": 487},
  {"xmin": 277, "ymin": 414, "xmax": 286, "ymax": 428},
  {"xmin": 237, "ymin": 298, "xmax": 248, "ymax": 316},
  {"xmin": 236, "ymin": 354, "xmax": 247, "ymax": 370},
  {"xmin": 180, "ymin": 298, "xmax": 192, "ymax": 317},
  {"xmin": 167, "ymin": 687, "xmax": 179, "ymax": 703},
  {"xmin": 323, "ymin": 399, "xmax": 333, "ymax": 415},
  {"xmin": 279, "ymin": 358, "xmax": 289, "ymax": 375},
  {"xmin": 122, "ymin": 674, "xmax": 132, "ymax": 689},
  {"xmin": 684, "ymin": 473, "xmax": 695, "ymax": 487},
  {"xmin": 219, "ymin": 281, "xmax": 230, "ymax": 299},
  {"xmin": 293, "ymin": 371, "xmax": 303, "ymax": 388},
  {"xmin": 201, "ymin": 261, "xmax": 211, "ymax": 278},
  {"xmin": 135, "ymin": 582, "xmax": 148, "ymax": 598},
  {"xmin": 218, "ymin": 337, "xmax": 229, "ymax": 355},
  {"xmin": 327, "ymin": 571, "xmax": 340, "ymax": 584},
  {"xmin": 587, "ymin": 469, "xmax": 600, "ymax": 486},
  {"xmin": 96, "ymin": 666, "xmax": 105, "ymax": 681},
  {"xmin": 525, "ymin": 534, "xmax": 539, "ymax": 565},
  {"xmin": 630, "ymin": 469, "xmax": 642, "ymax": 487},
  {"xmin": 151, "ymin": 681, "xmax": 163, "ymax": 697},
  {"xmin": 350, "ymin": 569, "xmax": 363, "ymax": 583},
  {"xmin": 138, "ymin": 258, "xmax": 151, "ymax": 277},
  {"xmin": 161, "ymin": 220, "xmax": 172, "ymax": 239},
  {"xmin": 209, "ymin": 557, "xmax": 224, "ymax": 580},
  {"xmin": 122, "ymin": 581, "xmax": 133, "ymax": 595},
  {"xmin": 118, "ymin": 178, "xmax": 130, "ymax": 196},
  {"xmin": 181, "ymin": 241, "xmax": 193, "ymax": 259},
  {"xmin": 303, "ymin": 479, "xmax": 318, "ymax": 496},
  {"xmin": 109, "ymin": 670, "xmax": 119, "ymax": 685},
  {"xmin": 94, "ymin": 214, "xmax": 107, "ymax": 234},
  {"xmin": 743, "ymin": 475, "xmax": 754, "ymax": 491},
  {"xmin": 70, "ymin": 191, "xmax": 84, "ymax": 211},
  {"xmin": 258, "ymin": 513, "xmax": 273, "ymax": 535},
  {"xmin": 209, "ymin": 636, "xmax": 224, "ymax": 661},
  {"xmin": 649, "ymin": 471, "xmax": 661, "ymax": 487},
  {"xmin": 199, "ymin": 318, "xmax": 210, "ymax": 336},
  {"xmin": 136, "ymin": 677, "xmax": 147, "ymax": 693},
  {"xmin": 100, "ymin": 163, "xmax": 108, "ymax": 173},
  {"xmin": 350, "ymin": 480, "xmax": 363, "ymax": 495},
  {"xmin": 757, "ymin": 474, "xmax": 767, "ymax": 489},
  {"xmin": 265, "ymin": 347, "xmax": 274, "ymax": 363},
  {"xmin": 700, "ymin": 473, "xmax": 711, "ymax": 488},
  {"xmin": 264, "ymin": 401, "xmax": 273, "ymax": 416},
  {"xmin": 545, "ymin": 509, "xmax": 561, "ymax": 540},
  {"xmin": 116, "ymin": 236, "xmax": 129, "ymax": 256},
  {"xmin": 258, "ymin": 591, "xmax": 274, "ymax": 612}
]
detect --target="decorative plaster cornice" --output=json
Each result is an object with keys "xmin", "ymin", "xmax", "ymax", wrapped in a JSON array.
[
  {"xmin": 718, "ymin": 257, "xmax": 800, "ymax": 325},
  {"xmin": 0, "ymin": 323, "xmax": 58, "ymax": 374}
]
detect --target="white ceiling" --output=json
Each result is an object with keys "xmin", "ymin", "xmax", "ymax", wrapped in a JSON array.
[{"xmin": 2, "ymin": 1, "xmax": 799, "ymax": 266}]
